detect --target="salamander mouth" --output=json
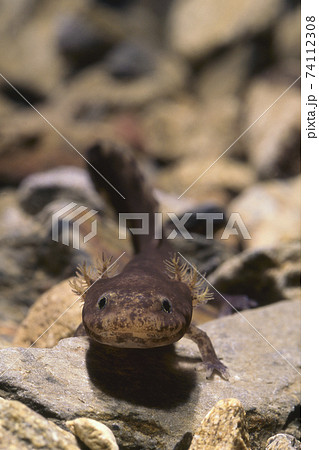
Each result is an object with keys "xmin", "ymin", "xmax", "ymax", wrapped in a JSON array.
[{"xmin": 84, "ymin": 323, "xmax": 185, "ymax": 348}]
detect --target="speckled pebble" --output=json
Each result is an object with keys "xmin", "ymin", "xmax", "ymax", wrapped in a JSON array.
[{"xmin": 189, "ymin": 398, "xmax": 250, "ymax": 449}]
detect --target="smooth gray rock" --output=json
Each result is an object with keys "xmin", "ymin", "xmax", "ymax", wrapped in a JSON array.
[{"xmin": 0, "ymin": 300, "xmax": 300, "ymax": 448}]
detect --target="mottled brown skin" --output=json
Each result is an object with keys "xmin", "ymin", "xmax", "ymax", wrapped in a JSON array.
[
  {"xmin": 76, "ymin": 142, "xmax": 229, "ymax": 379},
  {"xmin": 82, "ymin": 248, "xmax": 193, "ymax": 348}
]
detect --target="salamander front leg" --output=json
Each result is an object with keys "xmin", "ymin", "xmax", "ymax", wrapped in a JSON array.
[{"xmin": 185, "ymin": 324, "xmax": 229, "ymax": 380}]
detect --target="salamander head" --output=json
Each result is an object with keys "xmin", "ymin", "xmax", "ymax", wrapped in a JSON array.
[{"xmin": 81, "ymin": 274, "xmax": 193, "ymax": 348}]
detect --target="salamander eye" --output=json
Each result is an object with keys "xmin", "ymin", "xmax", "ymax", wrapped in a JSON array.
[
  {"xmin": 97, "ymin": 295, "xmax": 108, "ymax": 310},
  {"xmin": 161, "ymin": 298, "xmax": 172, "ymax": 313}
]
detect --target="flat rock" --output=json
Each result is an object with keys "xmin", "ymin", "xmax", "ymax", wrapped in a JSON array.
[{"xmin": 0, "ymin": 300, "xmax": 300, "ymax": 449}]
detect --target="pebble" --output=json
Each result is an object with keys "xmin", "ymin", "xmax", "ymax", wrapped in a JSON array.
[
  {"xmin": 56, "ymin": 14, "xmax": 114, "ymax": 68},
  {"xmin": 265, "ymin": 433, "xmax": 301, "ymax": 450},
  {"xmin": 189, "ymin": 398, "xmax": 250, "ymax": 449},
  {"xmin": 67, "ymin": 418, "xmax": 119, "ymax": 450},
  {"xmin": 104, "ymin": 40, "xmax": 156, "ymax": 81}
]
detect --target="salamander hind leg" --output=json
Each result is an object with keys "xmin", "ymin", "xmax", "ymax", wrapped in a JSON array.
[{"xmin": 185, "ymin": 324, "xmax": 229, "ymax": 380}]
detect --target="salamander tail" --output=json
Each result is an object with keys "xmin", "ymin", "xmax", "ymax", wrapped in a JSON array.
[{"xmin": 86, "ymin": 141, "xmax": 159, "ymax": 253}]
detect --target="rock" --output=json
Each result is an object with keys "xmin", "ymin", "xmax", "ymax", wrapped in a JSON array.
[
  {"xmin": 208, "ymin": 242, "xmax": 300, "ymax": 305},
  {"xmin": 165, "ymin": 202, "xmax": 227, "ymax": 237},
  {"xmin": 96, "ymin": 0, "xmax": 135, "ymax": 9},
  {"xmin": 0, "ymin": 79, "xmax": 46, "ymax": 107},
  {"xmin": 243, "ymin": 77, "xmax": 301, "ymax": 180},
  {"xmin": 0, "ymin": 230, "xmax": 87, "ymax": 306},
  {"xmin": 0, "ymin": 338, "xmax": 13, "ymax": 349},
  {"xmin": 0, "ymin": 187, "xmax": 94, "ymax": 322},
  {"xmin": 168, "ymin": 0, "xmax": 284, "ymax": 60},
  {"xmin": 196, "ymin": 44, "xmax": 253, "ymax": 101},
  {"xmin": 0, "ymin": 210, "xmax": 88, "ymax": 302},
  {"xmin": 17, "ymin": 166, "xmax": 104, "ymax": 214},
  {"xmin": 167, "ymin": 229, "xmax": 239, "ymax": 277},
  {"xmin": 0, "ymin": 0, "xmax": 64, "ymax": 93},
  {"xmin": 1, "ymin": 300, "xmax": 300, "ymax": 449},
  {"xmin": 0, "ymin": 193, "xmax": 42, "ymax": 321},
  {"xmin": 265, "ymin": 433, "xmax": 301, "ymax": 449},
  {"xmin": 274, "ymin": 7, "xmax": 301, "ymax": 61},
  {"xmin": 0, "ymin": 397, "xmax": 78, "ymax": 450},
  {"xmin": 189, "ymin": 398, "xmax": 250, "ymax": 449},
  {"xmin": 142, "ymin": 96, "xmax": 241, "ymax": 163},
  {"xmin": 13, "ymin": 279, "xmax": 82, "ymax": 349},
  {"xmin": 227, "ymin": 176, "xmax": 300, "ymax": 248},
  {"xmin": 0, "ymin": 0, "xmax": 127, "ymax": 92},
  {"xmin": 142, "ymin": 98, "xmax": 204, "ymax": 161},
  {"xmin": 0, "ymin": 316, "xmax": 21, "ymax": 346},
  {"xmin": 0, "ymin": 100, "xmax": 136, "ymax": 186},
  {"xmin": 0, "ymin": 189, "xmax": 39, "ymax": 240},
  {"xmin": 56, "ymin": 13, "xmax": 118, "ymax": 69},
  {"xmin": 156, "ymin": 156, "xmax": 256, "ymax": 204},
  {"xmin": 0, "ymin": 110, "xmax": 85, "ymax": 186},
  {"xmin": 54, "ymin": 53, "xmax": 188, "ymax": 109},
  {"xmin": 104, "ymin": 40, "xmax": 156, "ymax": 81},
  {"xmin": 66, "ymin": 418, "xmax": 119, "ymax": 450}
]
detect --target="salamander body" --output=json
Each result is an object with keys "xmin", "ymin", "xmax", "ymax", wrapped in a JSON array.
[{"xmin": 71, "ymin": 143, "xmax": 228, "ymax": 379}]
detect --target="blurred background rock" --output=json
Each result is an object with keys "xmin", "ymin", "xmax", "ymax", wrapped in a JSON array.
[{"xmin": 0, "ymin": 0, "xmax": 300, "ymax": 342}]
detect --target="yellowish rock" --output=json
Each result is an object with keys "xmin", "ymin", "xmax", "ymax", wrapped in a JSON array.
[
  {"xmin": 14, "ymin": 278, "xmax": 82, "ymax": 348},
  {"xmin": 243, "ymin": 78, "xmax": 301, "ymax": 179},
  {"xmin": 66, "ymin": 418, "xmax": 119, "ymax": 450},
  {"xmin": 156, "ymin": 156, "xmax": 256, "ymax": 204},
  {"xmin": 168, "ymin": 0, "xmax": 283, "ymax": 60},
  {"xmin": 228, "ymin": 176, "xmax": 300, "ymax": 249},
  {"xmin": 189, "ymin": 398, "xmax": 250, "ymax": 450}
]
